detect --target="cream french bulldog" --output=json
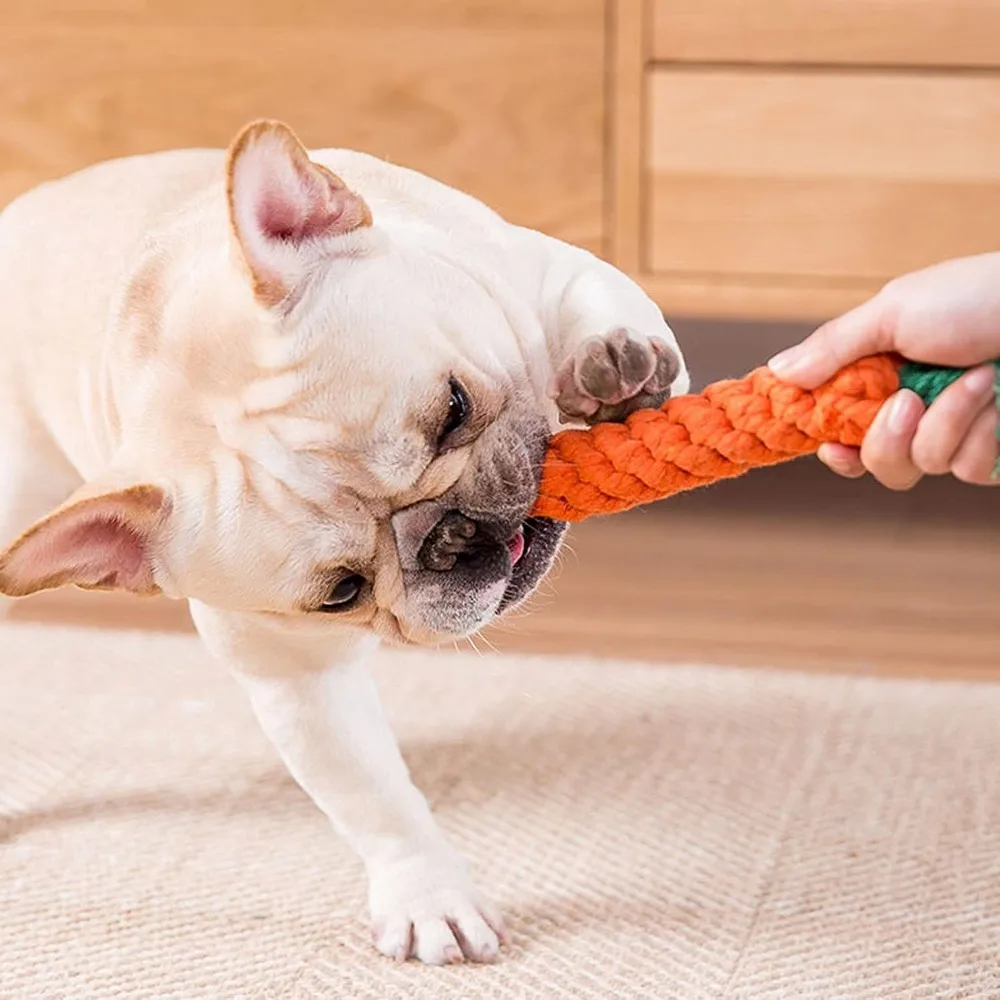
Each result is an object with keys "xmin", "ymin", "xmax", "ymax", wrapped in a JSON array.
[{"xmin": 0, "ymin": 120, "xmax": 688, "ymax": 964}]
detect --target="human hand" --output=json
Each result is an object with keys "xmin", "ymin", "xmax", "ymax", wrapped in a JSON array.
[{"xmin": 768, "ymin": 253, "xmax": 1000, "ymax": 489}]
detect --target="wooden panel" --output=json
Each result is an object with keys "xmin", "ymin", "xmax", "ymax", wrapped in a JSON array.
[
  {"xmin": 652, "ymin": 0, "xmax": 1000, "ymax": 68},
  {"xmin": 0, "ymin": 1, "xmax": 605, "ymax": 252},
  {"xmin": 648, "ymin": 68, "xmax": 1000, "ymax": 284},
  {"xmin": 4, "ymin": 0, "xmax": 587, "ymax": 23},
  {"xmin": 606, "ymin": 0, "xmax": 646, "ymax": 271}
]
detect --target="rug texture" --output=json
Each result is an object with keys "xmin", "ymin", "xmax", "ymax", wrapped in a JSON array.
[{"xmin": 0, "ymin": 621, "xmax": 998, "ymax": 999}]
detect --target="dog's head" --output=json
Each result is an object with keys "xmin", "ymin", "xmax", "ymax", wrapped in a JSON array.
[{"xmin": 0, "ymin": 120, "xmax": 567, "ymax": 643}]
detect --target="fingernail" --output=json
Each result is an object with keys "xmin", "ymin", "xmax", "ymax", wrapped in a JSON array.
[
  {"xmin": 964, "ymin": 365, "xmax": 995, "ymax": 396},
  {"xmin": 767, "ymin": 345, "xmax": 805, "ymax": 377},
  {"xmin": 887, "ymin": 390, "xmax": 922, "ymax": 435}
]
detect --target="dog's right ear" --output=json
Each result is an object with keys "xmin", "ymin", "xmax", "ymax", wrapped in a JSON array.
[
  {"xmin": 226, "ymin": 119, "xmax": 373, "ymax": 309},
  {"xmin": 0, "ymin": 483, "xmax": 170, "ymax": 598}
]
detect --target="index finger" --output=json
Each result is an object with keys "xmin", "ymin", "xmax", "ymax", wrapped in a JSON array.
[{"xmin": 768, "ymin": 293, "xmax": 895, "ymax": 389}]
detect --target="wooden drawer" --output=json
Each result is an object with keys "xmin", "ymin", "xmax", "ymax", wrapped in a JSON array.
[
  {"xmin": 652, "ymin": 0, "xmax": 1000, "ymax": 68},
  {"xmin": 646, "ymin": 68, "xmax": 1000, "ymax": 285},
  {"xmin": 607, "ymin": 0, "xmax": 1000, "ymax": 319}
]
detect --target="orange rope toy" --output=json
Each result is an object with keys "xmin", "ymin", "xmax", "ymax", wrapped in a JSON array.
[{"xmin": 530, "ymin": 353, "xmax": 999, "ymax": 522}]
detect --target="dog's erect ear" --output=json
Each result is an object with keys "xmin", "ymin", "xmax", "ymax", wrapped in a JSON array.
[
  {"xmin": 0, "ymin": 484, "xmax": 170, "ymax": 598},
  {"xmin": 225, "ymin": 119, "xmax": 373, "ymax": 308}
]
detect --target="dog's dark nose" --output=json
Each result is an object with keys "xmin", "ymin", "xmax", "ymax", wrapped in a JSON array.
[{"xmin": 418, "ymin": 511, "xmax": 497, "ymax": 572}]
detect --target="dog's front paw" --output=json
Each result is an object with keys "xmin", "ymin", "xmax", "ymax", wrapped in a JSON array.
[
  {"xmin": 368, "ymin": 850, "xmax": 508, "ymax": 965},
  {"xmin": 550, "ymin": 326, "xmax": 681, "ymax": 425}
]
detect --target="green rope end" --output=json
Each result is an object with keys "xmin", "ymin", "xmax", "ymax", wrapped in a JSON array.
[
  {"xmin": 898, "ymin": 360, "xmax": 967, "ymax": 406},
  {"xmin": 899, "ymin": 359, "xmax": 1000, "ymax": 480}
]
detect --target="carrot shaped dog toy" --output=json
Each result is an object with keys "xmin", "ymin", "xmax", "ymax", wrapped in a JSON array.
[{"xmin": 530, "ymin": 354, "xmax": 1000, "ymax": 522}]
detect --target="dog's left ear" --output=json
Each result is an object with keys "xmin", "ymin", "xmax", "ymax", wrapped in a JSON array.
[
  {"xmin": 0, "ymin": 483, "xmax": 170, "ymax": 598},
  {"xmin": 226, "ymin": 118, "xmax": 373, "ymax": 308}
]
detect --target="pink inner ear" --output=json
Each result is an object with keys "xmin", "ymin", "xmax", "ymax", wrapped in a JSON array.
[
  {"xmin": 257, "ymin": 173, "xmax": 347, "ymax": 243},
  {"xmin": 228, "ymin": 125, "xmax": 373, "ymax": 306},
  {"xmin": 62, "ymin": 516, "xmax": 150, "ymax": 591},
  {"xmin": 0, "ymin": 489, "xmax": 163, "ymax": 597}
]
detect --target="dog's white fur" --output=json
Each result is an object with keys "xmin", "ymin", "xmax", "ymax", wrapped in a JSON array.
[{"xmin": 0, "ymin": 120, "xmax": 687, "ymax": 964}]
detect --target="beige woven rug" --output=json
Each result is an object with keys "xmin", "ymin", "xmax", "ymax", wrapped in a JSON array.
[{"xmin": 1, "ymin": 622, "xmax": 998, "ymax": 999}]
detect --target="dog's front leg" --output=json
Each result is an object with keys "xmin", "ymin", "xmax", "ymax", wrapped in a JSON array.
[
  {"xmin": 189, "ymin": 601, "xmax": 505, "ymax": 965},
  {"xmin": 531, "ymin": 238, "xmax": 691, "ymax": 425}
]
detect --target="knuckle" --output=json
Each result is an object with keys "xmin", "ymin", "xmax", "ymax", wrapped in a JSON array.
[
  {"xmin": 911, "ymin": 445, "xmax": 951, "ymax": 476},
  {"xmin": 952, "ymin": 454, "xmax": 993, "ymax": 485},
  {"xmin": 877, "ymin": 275, "xmax": 902, "ymax": 300},
  {"xmin": 912, "ymin": 408, "xmax": 979, "ymax": 475},
  {"xmin": 861, "ymin": 438, "xmax": 919, "ymax": 490}
]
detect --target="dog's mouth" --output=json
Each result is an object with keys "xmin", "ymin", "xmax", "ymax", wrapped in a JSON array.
[
  {"xmin": 506, "ymin": 525, "xmax": 527, "ymax": 566},
  {"xmin": 497, "ymin": 517, "xmax": 564, "ymax": 613}
]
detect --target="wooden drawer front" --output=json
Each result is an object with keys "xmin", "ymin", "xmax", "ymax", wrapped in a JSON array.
[
  {"xmin": 647, "ymin": 69, "xmax": 1000, "ymax": 284},
  {"xmin": 652, "ymin": 0, "xmax": 1000, "ymax": 68}
]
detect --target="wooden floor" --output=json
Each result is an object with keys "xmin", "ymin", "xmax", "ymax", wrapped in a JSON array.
[{"xmin": 12, "ymin": 456, "xmax": 1000, "ymax": 683}]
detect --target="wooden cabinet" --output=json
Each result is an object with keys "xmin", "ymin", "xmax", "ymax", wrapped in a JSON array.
[
  {"xmin": 612, "ymin": 0, "xmax": 1000, "ymax": 320},
  {"xmin": 4, "ymin": 1, "xmax": 1000, "ymax": 324},
  {"xmin": 0, "ymin": 1, "xmax": 606, "ymax": 253}
]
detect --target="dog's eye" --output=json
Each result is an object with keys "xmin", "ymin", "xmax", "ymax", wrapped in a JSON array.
[
  {"xmin": 319, "ymin": 574, "xmax": 366, "ymax": 613},
  {"xmin": 441, "ymin": 378, "xmax": 470, "ymax": 441}
]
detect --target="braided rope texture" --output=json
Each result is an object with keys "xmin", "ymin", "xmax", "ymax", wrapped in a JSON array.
[{"xmin": 532, "ymin": 354, "xmax": 902, "ymax": 522}]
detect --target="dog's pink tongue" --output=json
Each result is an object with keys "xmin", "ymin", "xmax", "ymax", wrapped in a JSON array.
[{"xmin": 507, "ymin": 529, "xmax": 526, "ymax": 566}]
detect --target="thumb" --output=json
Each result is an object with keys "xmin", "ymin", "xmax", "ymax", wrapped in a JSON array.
[{"xmin": 768, "ymin": 293, "xmax": 895, "ymax": 389}]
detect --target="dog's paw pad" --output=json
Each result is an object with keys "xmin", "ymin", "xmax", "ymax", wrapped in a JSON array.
[{"xmin": 551, "ymin": 327, "xmax": 681, "ymax": 425}]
